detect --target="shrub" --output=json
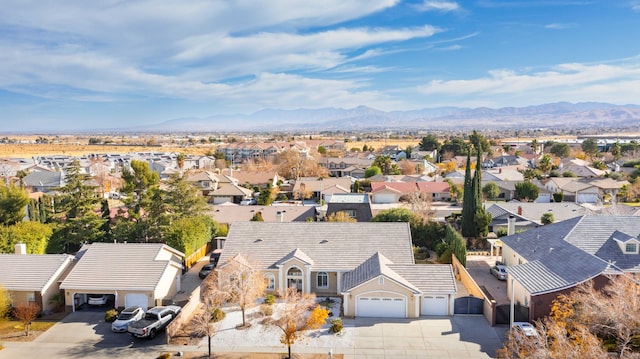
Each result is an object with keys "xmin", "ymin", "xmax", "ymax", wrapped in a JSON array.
[
  {"xmin": 552, "ymin": 192, "xmax": 564, "ymax": 202},
  {"xmin": 105, "ymin": 309, "xmax": 118, "ymax": 323},
  {"xmin": 264, "ymin": 294, "xmax": 276, "ymax": 305},
  {"xmin": 210, "ymin": 307, "xmax": 226, "ymax": 323},
  {"xmin": 260, "ymin": 304, "xmax": 273, "ymax": 317},
  {"xmin": 329, "ymin": 318, "xmax": 343, "ymax": 334},
  {"xmin": 157, "ymin": 353, "xmax": 171, "ymax": 359},
  {"xmin": 495, "ymin": 227, "xmax": 508, "ymax": 237}
]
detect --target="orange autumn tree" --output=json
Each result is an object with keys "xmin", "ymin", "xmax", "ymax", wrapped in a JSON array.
[{"xmin": 269, "ymin": 287, "xmax": 329, "ymax": 359}]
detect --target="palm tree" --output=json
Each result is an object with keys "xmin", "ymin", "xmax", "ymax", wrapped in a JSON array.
[{"xmin": 176, "ymin": 153, "xmax": 186, "ymax": 171}]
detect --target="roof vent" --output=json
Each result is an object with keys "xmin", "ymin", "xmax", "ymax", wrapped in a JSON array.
[
  {"xmin": 254, "ymin": 238, "xmax": 263, "ymax": 243},
  {"xmin": 549, "ymin": 247, "xmax": 554, "ymax": 253},
  {"xmin": 320, "ymin": 239, "xmax": 328, "ymax": 244}
]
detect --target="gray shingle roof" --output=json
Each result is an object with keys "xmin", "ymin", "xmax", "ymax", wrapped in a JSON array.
[
  {"xmin": 60, "ymin": 243, "xmax": 183, "ymax": 291},
  {"xmin": 219, "ymin": 222, "xmax": 414, "ymax": 271},
  {"xmin": 501, "ymin": 215, "xmax": 640, "ymax": 294},
  {"xmin": 23, "ymin": 171, "xmax": 63, "ymax": 188},
  {"xmin": 388, "ymin": 264, "xmax": 457, "ymax": 293},
  {"xmin": 342, "ymin": 252, "xmax": 420, "ymax": 293},
  {"xmin": 0, "ymin": 254, "xmax": 74, "ymax": 292}
]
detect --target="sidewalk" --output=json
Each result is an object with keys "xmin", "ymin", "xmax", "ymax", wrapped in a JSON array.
[{"xmin": 172, "ymin": 254, "xmax": 211, "ymax": 303}]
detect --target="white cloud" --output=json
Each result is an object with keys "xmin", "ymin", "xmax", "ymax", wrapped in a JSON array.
[
  {"xmin": 632, "ymin": 1, "xmax": 640, "ymax": 11},
  {"xmin": 416, "ymin": 1, "xmax": 460, "ymax": 12},
  {"xmin": 416, "ymin": 58, "xmax": 640, "ymax": 106},
  {"xmin": 544, "ymin": 23, "xmax": 577, "ymax": 29}
]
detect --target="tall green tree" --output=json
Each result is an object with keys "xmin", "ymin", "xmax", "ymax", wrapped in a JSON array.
[
  {"xmin": 0, "ymin": 182, "xmax": 29, "ymax": 226},
  {"xmin": 581, "ymin": 138, "xmax": 599, "ymax": 159},
  {"xmin": 446, "ymin": 225, "xmax": 467, "ymax": 267},
  {"xmin": 482, "ymin": 182, "xmax": 500, "ymax": 200},
  {"xmin": 165, "ymin": 215, "xmax": 217, "ymax": 257},
  {"xmin": 121, "ymin": 159, "xmax": 160, "ymax": 218},
  {"xmin": 610, "ymin": 142, "xmax": 622, "ymax": 161},
  {"xmin": 419, "ymin": 134, "xmax": 440, "ymax": 152},
  {"xmin": 163, "ymin": 173, "xmax": 206, "ymax": 219},
  {"xmin": 50, "ymin": 160, "xmax": 106, "ymax": 252},
  {"xmin": 537, "ymin": 154, "xmax": 553, "ymax": 178},
  {"xmin": 473, "ymin": 148, "xmax": 491, "ymax": 238},
  {"xmin": 515, "ymin": 181, "xmax": 540, "ymax": 202},
  {"xmin": 461, "ymin": 150, "xmax": 476, "ymax": 238},
  {"xmin": 550, "ymin": 143, "xmax": 571, "ymax": 158}
]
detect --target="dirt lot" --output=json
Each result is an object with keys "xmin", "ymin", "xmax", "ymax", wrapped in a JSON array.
[{"xmin": 179, "ymin": 353, "xmax": 342, "ymax": 359}]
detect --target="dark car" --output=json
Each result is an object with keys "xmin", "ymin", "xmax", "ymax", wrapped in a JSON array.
[
  {"xmin": 490, "ymin": 264, "xmax": 508, "ymax": 280},
  {"xmin": 199, "ymin": 264, "xmax": 215, "ymax": 279}
]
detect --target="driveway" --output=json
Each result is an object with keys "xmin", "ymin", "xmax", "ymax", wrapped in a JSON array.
[
  {"xmin": 0, "ymin": 311, "xmax": 168, "ymax": 359},
  {"xmin": 466, "ymin": 255, "xmax": 509, "ymax": 305}
]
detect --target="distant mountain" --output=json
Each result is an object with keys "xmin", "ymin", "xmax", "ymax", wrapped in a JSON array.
[{"xmin": 142, "ymin": 102, "xmax": 640, "ymax": 132}]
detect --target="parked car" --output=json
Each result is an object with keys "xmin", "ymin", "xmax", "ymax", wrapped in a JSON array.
[
  {"xmin": 88, "ymin": 294, "xmax": 108, "ymax": 306},
  {"xmin": 512, "ymin": 322, "xmax": 539, "ymax": 337},
  {"xmin": 490, "ymin": 264, "xmax": 508, "ymax": 280},
  {"xmin": 199, "ymin": 264, "xmax": 215, "ymax": 279},
  {"xmin": 111, "ymin": 306, "xmax": 145, "ymax": 332},
  {"xmin": 209, "ymin": 248, "xmax": 223, "ymax": 266},
  {"xmin": 240, "ymin": 198, "xmax": 256, "ymax": 205},
  {"xmin": 128, "ymin": 305, "xmax": 181, "ymax": 339}
]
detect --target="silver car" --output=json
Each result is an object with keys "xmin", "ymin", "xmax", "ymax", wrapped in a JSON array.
[
  {"xmin": 111, "ymin": 306, "xmax": 145, "ymax": 332},
  {"xmin": 490, "ymin": 264, "xmax": 508, "ymax": 280}
]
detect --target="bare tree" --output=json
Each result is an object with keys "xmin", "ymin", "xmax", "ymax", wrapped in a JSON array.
[
  {"xmin": 267, "ymin": 288, "xmax": 329, "ymax": 359},
  {"xmin": 193, "ymin": 272, "xmax": 228, "ymax": 358},
  {"xmin": 325, "ymin": 211, "xmax": 357, "ymax": 222},
  {"xmin": 406, "ymin": 191, "xmax": 434, "ymax": 222},
  {"xmin": 398, "ymin": 159, "xmax": 416, "ymax": 175},
  {"xmin": 217, "ymin": 254, "xmax": 266, "ymax": 328},
  {"xmin": 13, "ymin": 303, "xmax": 40, "ymax": 336}
]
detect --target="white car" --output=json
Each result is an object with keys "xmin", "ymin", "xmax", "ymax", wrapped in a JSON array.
[
  {"xmin": 240, "ymin": 198, "xmax": 256, "ymax": 205},
  {"xmin": 88, "ymin": 294, "xmax": 108, "ymax": 306},
  {"xmin": 512, "ymin": 322, "xmax": 539, "ymax": 337},
  {"xmin": 111, "ymin": 306, "xmax": 145, "ymax": 332}
]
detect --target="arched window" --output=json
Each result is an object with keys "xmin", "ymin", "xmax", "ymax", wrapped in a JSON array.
[
  {"xmin": 264, "ymin": 273, "xmax": 275, "ymax": 290},
  {"xmin": 286, "ymin": 266, "xmax": 303, "ymax": 291},
  {"xmin": 316, "ymin": 272, "xmax": 328, "ymax": 288}
]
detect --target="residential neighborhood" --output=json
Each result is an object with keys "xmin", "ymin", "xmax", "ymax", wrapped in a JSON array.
[{"xmin": 0, "ymin": 132, "xmax": 639, "ymax": 358}]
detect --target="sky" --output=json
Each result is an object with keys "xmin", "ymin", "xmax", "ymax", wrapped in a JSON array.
[{"xmin": 1, "ymin": 0, "xmax": 640, "ymax": 131}]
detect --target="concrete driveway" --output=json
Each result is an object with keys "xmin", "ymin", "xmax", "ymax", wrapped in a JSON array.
[
  {"xmin": 0, "ymin": 311, "xmax": 168, "ymax": 359},
  {"xmin": 466, "ymin": 256, "xmax": 509, "ymax": 305},
  {"xmin": 348, "ymin": 315, "xmax": 503, "ymax": 358}
]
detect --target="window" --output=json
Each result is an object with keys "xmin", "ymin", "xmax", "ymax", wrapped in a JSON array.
[
  {"xmin": 264, "ymin": 273, "xmax": 275, "ymax": 290},
  {"xmin": 344, "ymin": 209, "xmax": 356, "ymax": 218},
  {"xmin": 27, "ymin": 293, "xmax": 35, "ymax": 303},
  {"xmin": 316, "ymin": 272, "xmax": 328, "ymax": 288},
  {"xmin": 626, "ymin": 243, "xmax": 638, "ymax": 253}
]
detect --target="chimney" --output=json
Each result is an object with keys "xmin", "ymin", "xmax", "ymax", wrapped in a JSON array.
[
  {"xmin": 499, "ymin": 168, "xmax": 502, "ymax": 174},
  {"xmin": 276, "ymin": 211, "xmax": 284, "ymax": 223},
  {"xmin": 507, "ymin": 215, "xmax": 516, "ymax": 236},
  {"xmin": 14, "ymin": 243, "xmax": 27, "ymax": 255},
  {"xmin": 517, "ymin": 206, "xmax": 522, "ymax": 215}
]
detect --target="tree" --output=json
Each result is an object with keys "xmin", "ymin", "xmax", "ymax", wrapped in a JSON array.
[
  {"xmin": 13, "ymin": 303, "xmax": 40, "ymax": 336},
  {"xmin": 529, "ymin": 139, "xmax": 540, "ymax": 154},
  {"xmin": 482, "ymin": 182, "xmax": 500, "ymax": 200},
  {"xmin": 250, "ymin": 211, "xmax": 264, "ymax": 221},
  {"xmin": 468, "ymin": 130, "xmax": 489, "ymax": 153},
  {"xmin": 373, "ymin": 156, "xmax": 393, "ymax": 175},
  {"xmin": 515, "ymin": 181, "xmax": 539, "ymax": 202},
  {"xmin": 405, "ymin": 145, "xmax": 413, "ymax": 159},
  {"xmin": 176, "ymin": 153, "xmax": 186, "ymax": 171},
  {"xmin": 364, "ymin": 166, "xmax": 382, "ymax": 178},
  {"xmin": 581, "ymin": 138, "xmax": 599, "ymax": 159},
  {"xmin": 217, "ymin": 254, "xmax": 267, "ymax": 328},
  {"xmin": 445, "ymin": 179, "xmax": 462, "ymax": 203},
  {"xmin": 268, "ymin": 287, "xmax": 329, "ymax": 359},
  {"xmin": 0, "ymin": 285, "xmax": 10, "ymax": 319},
  {"xmin": 419, "ymin": 134, "xmax": 440, "ymax": 152},
  {"xmin": 317, "ymin": 146, "xmax": 327, "ymax": 155},
  {"xmin": 398, "ymin": 159, "xmax": 416, "ymax": 175},
  {"xmin": 52, "ymin": 160, "xmax": 106, "ymax": 252},
  {"xmin": 440, "ymin": 137, "xmax": 469, "ymax": 156},
  {"xmin": 550, "ymin": 142, "xmax": 571, "ymax": 158},
  {"xmin": 443, "ymin": 225, "xmax": 467, "ymax": 266},
  {"xmin": 165, "ymin": 215, "xmax": 216, "ymax": 257},
  {"xmin": 610, "ymin": 142, "xmax": 622, "ymax": 161},
  {"xmin": 0, "ymin": 221, "xmax": 54, "ymax": 254},
  {"xmin": 326, "ymin": 211, "xmax": 357, "ymax": 222},
  {"xmin": 0, "ymin": 182, "xmax": 29, "ymax": 226},
  {"xmin": 194, "ymin": 272, "xmax": 227, "ymax": 359},
  {"xmin": 552, "ymin": 192, "xmax": 564, "ymax": 202},
  {"xmin": 121, "ymin": 159, "xmax": 160, "ymax": 218},
  {"xmin": 541, "ymin": 212, "xmax": 555, "ymax": 225},
  {"xmin": 461, "ymin": 151, "xmax": 475, "ymax": 238},
  {"xmin": 537, "ymin": 154, "xmax": 553, "ymax": 178},
  {"xmin": 163, "ymin": 173, "xmax": 206, "ymax": 218}
]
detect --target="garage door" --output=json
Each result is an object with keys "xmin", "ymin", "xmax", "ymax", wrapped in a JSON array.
[
  {"xmin": 373, "ymin": 193, "xmax": 396, "ymax": 204},
  {"xmin": 422, "ymin": 295, "xmax": 448, "ymax": 316},
  {"xmin": 357, "ymin": 296, "xmax": 406, "ymax": 318},
  {"xmin": 125, "ymin": 293, "xmax": 149, "ymax": 310}
]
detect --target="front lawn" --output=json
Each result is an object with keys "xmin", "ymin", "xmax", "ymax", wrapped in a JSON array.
[{"xmin": 0, "ymin": 320, "xmax": 56, "ymax": 341}]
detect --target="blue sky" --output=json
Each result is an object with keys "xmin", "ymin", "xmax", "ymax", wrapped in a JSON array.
[{"xmin": 1, "ymin": 0, "xmax": 639, "ymax": 131}]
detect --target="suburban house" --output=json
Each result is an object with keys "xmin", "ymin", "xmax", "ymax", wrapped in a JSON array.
[
  {"xmin": 217, "ymin": 222, "xmax": 457, "ymax": 318},
  {"xmin": 482, "ymin": 156, "xmax": 529, "ymax": 169},
  {"xmin": 500, "ymin": 216, "xmax": 640, "ymax": 321},
  {"xmin": 541, "ymin": 177, "xmax": 628, "ymax": 204},
  {"xmin": 60, "ymin": 243, "xmax": 184, "ymax": 311},
  {"xmin": 292, "ymin": 177, "xmax": 352, "ymax": 203},
  {"xmin": 209, "ymin": 204, "xmax": 317, "ymax": 224},
  {"xmin": 23, "ymin": 170, "xmax": 64, "ymax": 193},
  {"xmin": 324, "ymin": 193, "xmax": 373, "ymax": 222},
  {"xmin": 322, "ymin": 157, "xmax": 372, "ymax": 178},
  {"xmin": 486, "ymin": 202, "xmax": 592, "ymax": 233},
  {"xmin": 225, "ymin": 170, "xmax": 280, "ymax": 190},
  {"xmin": 370, "ymin": 182, "xmax": 450, "ymax": 204},
  {"xmin": 558, "ymin": 158, "xmax": 607, "ymax": 177},
  {"xmin": 0, "ymin": 244, "xmax": 75, "ymax": 314}
]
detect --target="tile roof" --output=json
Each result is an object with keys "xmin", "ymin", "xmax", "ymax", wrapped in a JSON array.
[
  {"xmin": 219, "ymin": 222, "xmax": 414, "ymax": 271},
  {"xmin": 60, "ymin": 243, "xmax": 183, "ymax": 291},
  {"xmin": 387, "ymin": 264, "xmax": 457, "ymax": 293},
  {"xmin": 276, "ymin": 249, "xmax": 314, "ymax": 266},
  {"xmin": 0, "ymin": 254, "xmax": 74, "ymax": 292},
  {"xmin": 209, "ymin": 205, "xmax": 317, "ymax": 223},
  {"xmin": 342, "ymin": 252, "xmax": 420, "ymax": 293}
]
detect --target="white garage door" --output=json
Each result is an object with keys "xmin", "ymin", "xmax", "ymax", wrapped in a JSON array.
[
  {"xmin": 213, "ymin": 197, "xmax": 233, "ymax": 204},
  {"xmin": 421, "ymin": 295, "xmax": 448, "ymax": 316},
  {"xmin": 125, "ymin": 293, "xmax": 149, "ymax": 310},
  {"xmin": 372, "ymin": 193, "xmax": 397, "ymax": 204},
  {"xmin": 357, "ymin": 296, "xmax": 406, "ymax": 318}
]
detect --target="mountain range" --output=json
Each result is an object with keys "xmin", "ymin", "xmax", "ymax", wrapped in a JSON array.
[{"xmin": 133, "ymin": 102, "xmax": 640, "ymax": 132}]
